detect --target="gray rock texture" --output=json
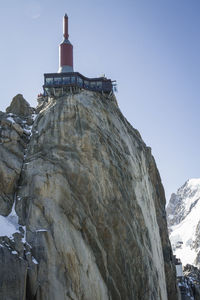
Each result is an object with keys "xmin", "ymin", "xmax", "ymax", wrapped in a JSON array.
[
  {"xmin": 0, "ymin": 243, "xmax": 28, "ymax": 300},
  {"xmin": 0, "ymin": 91, "xmax": 178, "ymax": 299},
  {"xmin": 6, "ymin": 94, "xmax": 34, "ymax": 118},
  {"xmin": 183, "ymin": 264, "xmax": 200, "ymax": 298},
  {"xmin": 0, "ymin": 105, "xmax": 33, "ymax": 216}
]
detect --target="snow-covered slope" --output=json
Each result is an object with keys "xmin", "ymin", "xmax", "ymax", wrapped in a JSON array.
[{"xmin": 167, "ymin": 179, "xmax": 200, "ymax": 266}]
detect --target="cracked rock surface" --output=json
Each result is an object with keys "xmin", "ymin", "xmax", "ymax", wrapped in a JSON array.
[
  {"xmin": 0, "ymin": 94, "xmax": 35, "ymax": 216},
  {"xmin": 0, "ymin": 92, "xmax": 178, "ymax": 300}
]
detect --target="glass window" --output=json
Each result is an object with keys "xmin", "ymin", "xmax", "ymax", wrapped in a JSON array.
[
  {"xmin": 90, "ymin": 82, "xmax": 96, "ymax": 89},
  {"xmin": 54, "ymin": 77, "xmax": 62, "ymax": 85},
  {"xmin": 77, "ymin": 77, "xmax": 83, "ymax": 87},
  {"xmin": 71, "ymin": 76, "xmax": 76, "ymax": 84},
  {"xmin": 46, "ymin": 78, "xmax": 54, "ymax": 85},
  {"xmin": 84, "ymin": 81, "xmax": 89, "ymax": 88},
  {"xmin": 96, "ymin": 81, "xmax": 102, "ymax": 89},
  {"xmin": 63, "ymin": 77, "xmax": 70, "ymax": 85}
]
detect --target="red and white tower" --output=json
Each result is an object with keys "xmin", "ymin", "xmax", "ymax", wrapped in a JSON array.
[{"xmin": 58, "ymin": 14, "xmax": 74, "ymax": 73}]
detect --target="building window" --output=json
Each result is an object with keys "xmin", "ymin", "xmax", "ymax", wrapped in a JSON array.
[
  {"xmin": 71, "ymin": 76, "xmax": 76, "ymax": 84},
  {"xmin": 77, "ymin": 77, "xmax": 83, "ymax": 87},
  {"xmin": 90, "ymin": 82, "xmax": 96, "ymax": 89},
  {"xmin": 46, "ymin": 78, "xmax": 54, "ymax": 85},
  {"xmin": 63, "ymin": 77, "xmax": 70, "ymax": 84},
  {"xmin": 96, "ymin": 81, "xmax": 102, "ymax": 89},
  {"xmin": 84, "ymin": 81, "xmax": 89, "ymax": 88},
  {"xmin": 54, "ymin": 77, "xmax": 62, "ymax": 85}
]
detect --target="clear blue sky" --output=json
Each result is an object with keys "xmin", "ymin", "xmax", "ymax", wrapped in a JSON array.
[{"xmin": 0, "ymin": 0, "xmax": 199, "ymax": 201}]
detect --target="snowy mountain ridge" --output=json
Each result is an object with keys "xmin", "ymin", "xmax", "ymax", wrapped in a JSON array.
[{"xmin": 167, "ymin": 178, "xmax": 200, "ymax": 267}]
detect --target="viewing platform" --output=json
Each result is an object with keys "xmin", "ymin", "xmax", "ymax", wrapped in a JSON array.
[{"xmin": 43, "ymin": 72, "xmax": 116, "ymax": 97}]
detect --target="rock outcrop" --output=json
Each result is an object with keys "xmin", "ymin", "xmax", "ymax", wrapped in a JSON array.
[
  {"xmin": 0, "ymin": 95, "xmax": 35, "ymax": 216},
  {"xmin": 176, "ymin": 264, "xmax": 200, "ymax": 299},
  {"xmin": 6, "ymin": 94, "xmax": 34, "ymax": 118},
  {"xmin": 0, "ymin": 91, "xmax": 178, "ymax": 299}
]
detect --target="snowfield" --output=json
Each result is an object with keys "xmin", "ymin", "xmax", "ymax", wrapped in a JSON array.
[{"xmin": 167, "ymin": 178, "xmax": 200, "ymax": 266}]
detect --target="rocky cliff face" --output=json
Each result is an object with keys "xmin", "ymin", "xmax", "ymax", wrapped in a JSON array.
[
  {"xmin": 0, "ymin": 91, "xmax": 178, "ymax": 300},
  {"xmin": 0, "ymin": 94, "xmax": 34, "ymax": 216},
  {"xmin": 183, "ymin": 264, "xmax": 200, "ymax": 298},
  {"xmin": 167, "ymin": 179, "xmax": 200, "ymax": 267}
]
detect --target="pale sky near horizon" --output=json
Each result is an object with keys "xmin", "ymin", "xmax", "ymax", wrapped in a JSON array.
[{"xmin": 0, "ymin": 0, "xmax": 199, "ymax": 202}]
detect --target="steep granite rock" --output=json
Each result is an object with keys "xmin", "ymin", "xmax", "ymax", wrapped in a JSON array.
[
  {"xmin": 176, "ymin": 264, "xmax": 200, "ymax": 299},
  {"xmin": 0, "ymin": 91, "xmax": 178, "ymax": 299},
  {"xmin": 0, "ymin": 96, "xmax": 34, "ymax": 216},
  {"xmin": 147, "ymin": 154, "xmax": 178, "ymax": 300},
  {"xmin": 0, "ymin": 245, "xmax": 28, "ymax": 300},
  {"xmin": 6, "ymin": 94, "xmax": 34, "ymax": 119}
]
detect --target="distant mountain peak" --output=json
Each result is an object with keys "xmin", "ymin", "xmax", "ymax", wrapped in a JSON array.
[{"xmin": 167, "ymin": 178, "xmax": 200, "ymax": 266}]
